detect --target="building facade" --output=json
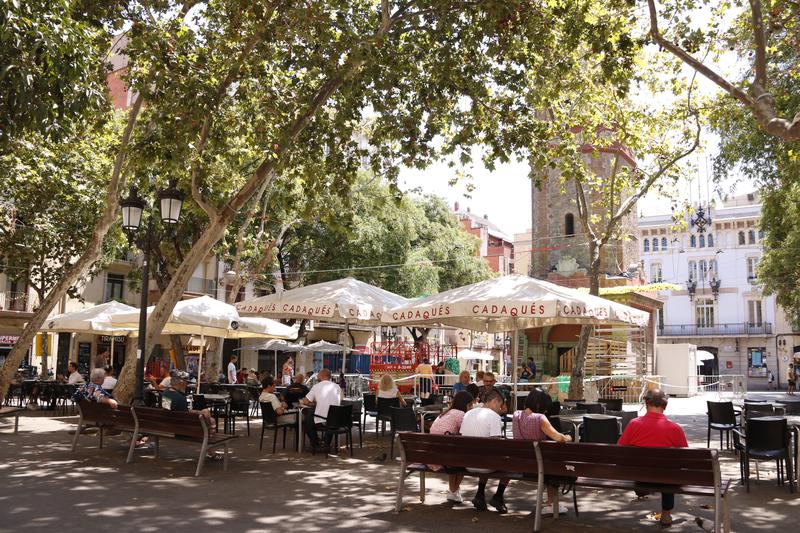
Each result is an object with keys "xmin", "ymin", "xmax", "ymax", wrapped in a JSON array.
[
  {"xmin": 639, "ymin": 192, "xmax": 795, "ymax": 389},
  {"xmin": 455, "ymin": 205, "xmax": 514, "ymax": 275}
]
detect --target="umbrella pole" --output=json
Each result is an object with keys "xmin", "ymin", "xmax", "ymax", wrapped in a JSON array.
[
  {"xmin": 110, "ymin": 334, "xmax": 115, "ymax": 370},
  {"xmin": 343, "ymin": 319, "xmax": 350, "ymax": 374},
  {"xmin": 512, "ymin": 327, "xmax": 519, "ymax": 400},
  {"xmin": 198, "ymin": 333, "xmax": 205, "ymax": 387},
  {"xmin": 274, "ymin": 349, "xmax": 277, "ymax": 378}
]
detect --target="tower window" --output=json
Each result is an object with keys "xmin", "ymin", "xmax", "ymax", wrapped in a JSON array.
[
  {"xmin": 643, "ymin": 239, "xmax": 650, "ymax": 253},
  {"xmin": 738, "ymin": 231, "xmax": 745, "ymax": 245},
  {"xmin": 690, "ymin": 235, "xmax": 697, "ymax": 248},
  {"xmin": 653, "ymin": 238, "xmax": 659, "ymax": 252},
  {"xmin": 661, "ymin": 237, "xmax": 667, "ymax": 251},
  {"xmin": 564, "ymin": 213, "xmax": 575, "ymax": 237}
]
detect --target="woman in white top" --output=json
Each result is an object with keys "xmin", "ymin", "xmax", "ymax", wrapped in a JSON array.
[{"xmin": 377, "ymin": 373, "xmax": 406, "ymax": 406}]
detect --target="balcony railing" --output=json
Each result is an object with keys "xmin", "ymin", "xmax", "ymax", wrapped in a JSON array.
[
  {"xmin": 0, "ymin": 291, "xmax": 38, "ymax": 312},
  {"xmin": 185, "ymin": 277, "xmax": 217, "ymax": 296},
  {"xmin": 658, "ymin": 322, "xmax": 773, "ymax": 337}
]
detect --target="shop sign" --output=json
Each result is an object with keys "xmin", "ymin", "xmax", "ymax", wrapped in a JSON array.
[{"xmin": 0, "ymin": 335, "xmax": 19, "ymax": 345}]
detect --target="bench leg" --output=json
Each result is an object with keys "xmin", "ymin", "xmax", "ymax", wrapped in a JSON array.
[
  {"xmin": 196, "ymin": 442, "xmax": 208, "ymax": 477},
  {"xmin": 722, "ymin": 495, "xmax": 730, "ymax": 533},
  {"xmin": 14, "ymin": 414, "xmax": 19, "ymax": 434},
  {"xmin": 99, "ymin": 427, "xmax": 104, "ymax": 449},
  {"xmin": 534, "ymin": 472, "xmax": 544, "ymax": 532},
  {"xmin": 553, "ymin": 489, "xmax": 559, "ymax": 521},
  {"xmin": 223, "ymin": 443, "xmax": 229, "ymax": 472},
  {"xmin": 126, "ymin": 434, "xmax": 137, "ymax": 464},
  {"xmin": 394, "ymin": 463, "xmax": 407, "ymax": 513},
  {"xmin": 155, "ymin": 436, "xmax": 160, "ymax": 458},
  {"xmin": 71, "ymin": 419, "xmax": 83, "ymax": 452},
  {"xmin": 419, "ymin": 471, "xmax": 426, "ymax": 503}
]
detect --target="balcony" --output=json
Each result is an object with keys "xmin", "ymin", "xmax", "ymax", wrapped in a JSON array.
[
  {"xmin": 0, "ymin": 291, "xmax": 38, "ymax": 313},
  {"xmin": 658, "ymin": 322, "xmax": 773, "ymax": 337},
  {"xmin": 185, "ymin": 277, "xmax": 217, "ymax": 296}
]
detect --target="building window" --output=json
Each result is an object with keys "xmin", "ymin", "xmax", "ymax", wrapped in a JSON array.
[
  {"xmin": 688, "ymin": 260, "xmax": 697, "ymax": 281},
  {"xmin": 690, "ymin": 235, "xmax": 697, "ymax": 247},
  {"xmin": 748, "ymin": 230, "xmax": 756, "ymax": 244},
  {"xmin": 738, "ymin": 231, "xmax": 745, "ymax": 245},
  {"xmin": 652, "ymin": 238, "xmax": 659, "ymax": 252},
  {"xmin": 699, "ymin": 234, "xmax": 705, "ymax": 248},
  {"xmin": 695, "ymin": 298, "xmax": 715, "ymax": 328},
  {"xmin": 657, "ymin": 308, "xmax": 665, "ymax": 332},
  {"xmin": 758, "ymin": 230, "xmax": 764, "ymax": 241},
  {"xmin": 747, "ymin": 300, "xmax": 763, "ymax": 326},
  {"xmin": 709, "ymin": 259, "xmax": 718, "ymax": 278},
  {"xmin": 746, "ymin": 256, "xmax": 759, "ymax": 282},
  {"xmin": 699, "ymin": 259, "xmax": 709, "ymax": 281},
  {"xmin": 564, "ymin": 213, "xmax": 575, "ymax": 237},
  {"xmin": 104, "ymin": 273, "xmax": 125, "ymax": 302},
  {"xmin": 643, "ymin": 239, "xmax": 650, "ymax": 253},
  {"xmin": 708, "ymin": 233, "xmax": 714, "ymax": 248},
  {"xmin": 661, "ymin": 237, "xmax": 667, "ymax": 251},
  {"xmin": 650, "ymin": 262, "xmax": 663, "ymax": 283}
]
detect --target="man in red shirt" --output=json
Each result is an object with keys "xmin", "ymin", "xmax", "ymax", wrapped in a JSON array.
[{"xmin": 618, "ymin": 388, "xmax": 688, "ymax": 527}]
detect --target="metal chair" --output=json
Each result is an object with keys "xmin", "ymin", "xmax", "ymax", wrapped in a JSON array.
[
  {"xmin": 707, "ymin": 401, "xmax": 739, "ymax": 449},
  {"xmin": 389, "ymin": 406, "xmax": 419, "ymax": 459},
  {"xmin": 343, "ymin": 399, "xmax": 364, "ymax": 448},
  {"xmin": 376, "ymin": 397, "xmax": 399, "ymax": 436},
  {"xmin": 319, "ymin": 404, "xmax": 354, "ymax": 457},
  {"xmin": 576, "ymin": 402, "xmax": 604, "ymax": 414},
  {"xmin": 599, "ymin": 398, "xmax": 623, "ymax": 412},
  {"xmin": 229, "ymin": 388, "xmax": 251, "ymax": 436},
  {"xmin": 363, "ymin": 393, "xmax": 377, "ymax": 431},
  {"xmin": 259, "ymin": 402, "xmax": 295, "ymax": 453},
  {"xmin": 606, "ymin": 410, "xmax": 637, "ymax": 432},
  {"xmin": 734, "ymin": 417, "xmax": 795, "ymax": 493},
  {"xmin": 581, "ymin": 414, "xmax": 619, "ymax": 444}
]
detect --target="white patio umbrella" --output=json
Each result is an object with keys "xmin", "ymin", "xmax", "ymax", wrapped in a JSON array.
[
  {"xmin": 42, "ymin": 301, "xmax": 139, "ymax": 369},
  {"xmin": 697, "ymin": 350, "xmax": 715, "ymax": 362},
  {"xmin": 386, "ymin": 274, "xmax": 650, "ymax": 396},
  {"xmin": 236, "ymin": 277, "xmax": 409, "ymax": 372},
  {"xmin": 303, "ymin": 340, "xmax": 351, "ymax": 353},
  {"xmin": 235, "ymin": 339, "xmax": 305, "ymax": 377},
  {"xmin": 456, "ymin": 349, "xmax": 494, "ymax": 361},
  {"xmin": 110, "ymin": 296, "xmax": 295, "ymax": 382}
]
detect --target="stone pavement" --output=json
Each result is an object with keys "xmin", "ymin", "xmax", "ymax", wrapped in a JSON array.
[{"xmin": 1, "ymin": 393, "xmax": 798, "ymax": 532}]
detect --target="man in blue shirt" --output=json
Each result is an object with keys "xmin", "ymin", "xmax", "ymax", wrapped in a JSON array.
[
  {"xmin": 526, "ymin": 357, "xmax": 537, "ymax": 381},
  {"xmin": 162, "ymin": 371, "xmax": 190, "ymax": 411}
]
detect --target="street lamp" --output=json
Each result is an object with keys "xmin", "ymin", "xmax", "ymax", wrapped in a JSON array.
[
  {"xmin": 119, "ymin": 181, "xmax": 185, "ymax": 404},
  {"xmin": 710, "ymin": 277, "xmax": 722, "ymax": 301},
  {"xmin": 686, "ymin": 279, "xmax": 697, "ymax": 302}
]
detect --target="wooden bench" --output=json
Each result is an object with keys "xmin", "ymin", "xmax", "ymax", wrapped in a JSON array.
[
  {"xmin": 0, "ymin": 406, "xmax": 24, "ymax": 433},
  {"xmin": 395, "ymin": 432, "xmax": 546, "ymax": 531},
  {"xmin": 128, "ymin": 406, "xmax": 237, "ymax": 477},
  {"xmin": 71, "ymin": 401, "xmax": 136, "ymax": 451},
  {"xmin": 539, "ymin": 441, "xmax": 731, "ymax": 532}
]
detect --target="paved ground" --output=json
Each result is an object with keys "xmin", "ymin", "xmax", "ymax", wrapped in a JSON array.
[{"xmin": 1, "ymin": 392, "xmax": 798, "ymax": 532}]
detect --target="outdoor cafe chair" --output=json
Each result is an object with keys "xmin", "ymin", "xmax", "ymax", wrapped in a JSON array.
[
  {"xmin": 259, "ymin": 402, "xmax": 296, "ymax": 453},
  {"xmin": 420, "ymin": 394, "xmax": 442, "ymax": 407},
  {"xmin": 376, "ymin": 397, "xmax": 400, "ymax": 436},
  {"xmin": 733, "ymin": 417, "xmax": 795, "ymax": 493},
  {"xmin": 780, "ymin": 401, "xmax": 800, "ymax": 415},
  {"xmin": 581, "ymin": 414, "xmax": 620, "ymax": 444},
  {"xmin": 606, "ymin": 410, "xmax": 637, "ymax": 432},
  {"xmin": 342, "ymin": 399, "xmax": 364, "ymax": 448},
  {"xmin": 576, "ymin": 402, "xmax": 604, "ymax": 414},
  {"xmin": 599, "ymin": 398, "xmax": 623, "ymax": 412},
  {"xmin": 389, "ymin": 406, "xmax": 419, "ymax": 459},
  {"xmin": 362, "ymin": 393, "xmax": 378, "ymax": 429},
  {"xmin": 317, "ymin": 404, "xmax": 354, "ymax": 457},
  {"xmin": 707, "ymin": 401, "xmax": 739, "ymax": 450},
  {"xmin": 229, "ymin": 388, "xmax": 251, "ymax": 436}
]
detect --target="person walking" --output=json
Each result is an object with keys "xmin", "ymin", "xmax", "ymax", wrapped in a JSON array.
[
  {"xmin": 227, "ymin": 355, "xmax": 239, "ymax": 384},
  {"xmin": 787, "ymin": 364, "xmax": 796, "ymax": 395}
]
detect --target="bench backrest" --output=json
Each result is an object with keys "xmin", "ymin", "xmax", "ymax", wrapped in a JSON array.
[
  {"xmin": 78, "ymin": 401, "xmax": 134, "ymax": 429},
  {"xmin": 132, "ymin": 406, "xmax": 206, "ymax": 439},
  {"xmin": 398, "ymin": 432, "xmax": 539, "ymax": 475},
  {"xmin": 538, "ymin": 441, "xmax": 718, "ymax": 487}
]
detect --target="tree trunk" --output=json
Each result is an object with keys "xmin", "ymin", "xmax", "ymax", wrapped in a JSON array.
[
  {"xmin": 170, "ymin": 334, "xmax": 186, "ymax": 369},
  {"xmin": 568, "ymin": 240, "xmax": 601, "ymax": 399},
  {"xmin": 0, "ymin": 97, "xmax": 143, "ymax": 400}
]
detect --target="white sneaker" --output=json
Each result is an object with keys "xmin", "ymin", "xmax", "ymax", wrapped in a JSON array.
[
  {"xmin": 446, "ymin": 490, "xmax": 463, "ymax": 503},
  {"xmin": 540, "ymin": 504, "xmax": 568, "ymax": 516}
]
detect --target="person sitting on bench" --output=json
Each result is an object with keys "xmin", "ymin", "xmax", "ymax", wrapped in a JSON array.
[
  {"xmin": 512, "ymin": 388, "xmax": 572, "ymax": 516},
  {"xmin": 163, "ymin": 371, "xmax": 222, "ymax": 459},
  {"xmin": 73, "ymin": 368, "xmax": 118, "ymax": 408},
  {"xmin": 460, "ymin": 389, "xmax": 510, "ymax": 513},
  {"xmin": 429, "ymin": 390, "xmax": 476, "ymax": 503},
  {"xmin": 618, "ymin": 388, "xmax": 688, "ymax": 527}
]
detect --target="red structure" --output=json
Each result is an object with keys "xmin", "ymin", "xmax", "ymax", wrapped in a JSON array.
[{"xmin": 368, "ymin": 341, "xmax": 457, "ymax": 392}]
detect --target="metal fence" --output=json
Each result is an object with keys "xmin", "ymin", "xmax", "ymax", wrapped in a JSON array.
[{"xmin": 658, "ymin": 323, "xmax": 772, "ymax": 336}]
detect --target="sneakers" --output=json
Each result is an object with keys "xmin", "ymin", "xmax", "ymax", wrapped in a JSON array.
[
  {"xmin": 446, "ymin": 490, "xmax": 463, "ymax": 503},
  {"xmin": 471, "ymin": 495, "xmax": 488, "ymax": 511},
  {"xmin": 488, "ymin": 495, "xmax": 508, "ymax": 514},
  {"xmin": 541, "ymin": 503, "xmax": 568, "ymax": 516}
]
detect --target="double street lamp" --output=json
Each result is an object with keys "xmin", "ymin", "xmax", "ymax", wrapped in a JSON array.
[{"xmin": 120, "ymin": 181, "xmax": 185, "ymax": 404}]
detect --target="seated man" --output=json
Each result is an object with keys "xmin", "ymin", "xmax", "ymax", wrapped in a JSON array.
[
  {"xmin": 618, "ymin": 388, "xmax": 688, "ymax": 527},
  {"xmin": 259, "ymin": 376, "xmax": 296, "ymax": 425},
  {"xmin": 478, "ymin": 372, "xmax": 497, "ymax": 403},
  {"xmin": 73, "ymin": 368, "xmax": 118, "ymax": 408},
  {"xmin": 452, "ymin": 371, "xmax": 470, "ymax": 394},
  {"xmin": 163, "ymin": 371, "xmax": 221, "ymax": 459},
  {"xmin": 67, "ymin": 362, "xmax": 85, "ymax": 385},
  {"xmin": 301, "ymin": 368, "xmax": 341, "ymax": 451},
  {"xmin": 460, "ymin": 389, "xmax": 510, "ymax": 513},
  {"xmin": 284, "ymin": 373, "xmax": 310, "ymax": 406}
]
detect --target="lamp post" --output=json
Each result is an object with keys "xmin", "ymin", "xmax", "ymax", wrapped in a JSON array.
[{"xmin": 120, "ymin": 181, "xmax": 184, "ymax": 404}]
